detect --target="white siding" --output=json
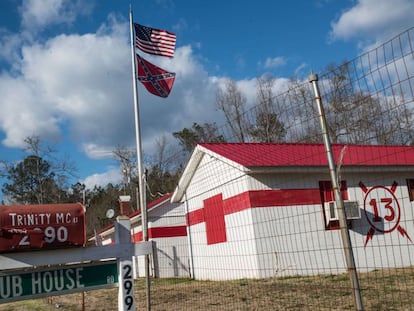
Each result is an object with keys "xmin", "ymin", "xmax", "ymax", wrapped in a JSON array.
[{"xmin": 185, "ymin": 164, "xmax": 414, "ymax": 279}]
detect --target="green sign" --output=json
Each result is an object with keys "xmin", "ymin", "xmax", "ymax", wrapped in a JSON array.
[{"xmin": 0, "ymin": 261, "xmax": 118, "ymax": 303}]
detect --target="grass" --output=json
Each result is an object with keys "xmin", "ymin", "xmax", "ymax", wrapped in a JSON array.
[{"xmin": 1, "ymin": 267, "xmax": 413, "ymax": 310}]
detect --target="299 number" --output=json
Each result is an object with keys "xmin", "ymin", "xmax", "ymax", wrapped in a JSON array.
[{"xmin": 122, "ymin": 263, "xmax": 135, "ymax": 311}]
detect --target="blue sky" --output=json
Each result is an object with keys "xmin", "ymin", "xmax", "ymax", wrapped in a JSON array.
[{"xmin": 0, "ymin": 0, "xmax": 413, "ymax": 199}]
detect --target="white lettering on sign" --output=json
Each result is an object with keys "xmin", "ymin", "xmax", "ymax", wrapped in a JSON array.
[
  {"xmin": 56, "ymin": 212, "xmax": 78, "ymax": 224},
  {"xmin": 43, "ymin": 226, "xmax": 69, "ymax": 243},
  {"xmin": 0, "ymin": 263, "xmax": 116, "ymax": 303},
  {"xmin": 31, "ymin": 268, "xmax": 84, "ymax": 295},
  {"xmin": 0, "ymin": 276, "xmax": 23, "ymax": 299},
  {"xmin": 13, "ymin": 226, "xmax": 70, "ymax": 247},
  {"xmin": 9, "ymin": 213, "xmax": 51, "ymax": 226},
  {"xmin": 8, "ymin": 212, "xmax": 79, "ymax": 227}
]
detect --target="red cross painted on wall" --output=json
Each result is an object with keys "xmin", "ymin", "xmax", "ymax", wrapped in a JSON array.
[
  {"xmin": 203, "ymin": 194, "xmax": 227, "ymax": 244},
  {"xmin": 186, "ymin": 189, "xmax": 321, "ymax": 245},
  {"xmin": 186, "ymin": 194, "xmax": 227, "ymax": 245}
]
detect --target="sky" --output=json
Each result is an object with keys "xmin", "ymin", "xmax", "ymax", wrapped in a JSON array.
[{"xmin": 0, "ymin": 0, "xmax": 413, "ymax": 197}]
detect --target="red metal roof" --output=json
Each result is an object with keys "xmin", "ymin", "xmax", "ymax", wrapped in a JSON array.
[
  {"xmin": 127, "ymin": 193, "xmax": 172, "ymax": 218},
  {"xmin": 199, "ymin": 143, "xmax": 414, "ymax": 167}
]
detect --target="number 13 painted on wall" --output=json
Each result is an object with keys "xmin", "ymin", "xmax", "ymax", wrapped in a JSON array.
[
  {"xmin": 359, "ymin": 181, "xmax": 412, "ymax": 247},
  {"xmin": 369, "ymin": 198, "xmax": 395, "ymax": 223}
]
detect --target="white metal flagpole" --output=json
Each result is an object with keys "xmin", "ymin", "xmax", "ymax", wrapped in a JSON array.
[
  {"xmin": 129, "ymin": 6, "xmax": 151, "ymax": 311},
  {"xmin": 129, "ymin": 9, "xmax": 146, "ymax": 227}
]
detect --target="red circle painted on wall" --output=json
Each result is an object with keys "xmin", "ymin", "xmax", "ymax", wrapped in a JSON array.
[{"xmin": 363, "ymin": 185, "xmax": 401, "ymax": 233}]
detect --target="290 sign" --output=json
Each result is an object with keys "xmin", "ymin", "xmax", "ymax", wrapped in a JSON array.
[{"xmin": 0, "ymin": 203, "xmax": 86, "ymax": 251}]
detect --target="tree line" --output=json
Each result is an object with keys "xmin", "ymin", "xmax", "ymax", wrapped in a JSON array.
[{"xmin": 2, "ymin": 61, "xmax": 413, "ymax": 237}]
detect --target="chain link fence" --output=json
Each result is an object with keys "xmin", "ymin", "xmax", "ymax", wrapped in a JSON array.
[{"xmin": 140, "ymin": 27, "xmax": 414, "ymax": 310}]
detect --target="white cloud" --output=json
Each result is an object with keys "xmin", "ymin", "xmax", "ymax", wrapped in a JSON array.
[
  {"xmin": 330, "ymin": 0, "xmax": 414, "ymax": 43},
  {"xmin": 0, "ymin": 14, "xmax": 226, "ymax": 161},
  {"xmin": 0, "ymin": 16, "xmax": 132, "ymax": 149},
  {"xmin": 0, "ymin": 5, "xmax": 291, "ymax": 188},
  {"xmin": 82, "ymin": 166, "xmax": 122, "ymax": 189},
  {"xmin": 294, "ymin": 63, "xmax": 308, "ymax": 77},
  {"xmin": 0, "ymin": 73, "xmax": 62, "ymax": 147},
  {"xmin": 264, "ymin": 57, "xmax": 287, "ymax": 69},
  {"xmin": 20, "ymin": 0, "xmax": 92, "ymax": 31},
  {"xmin": 0, "ymin": 30, "xmax": 22, "ymax": 65},
  {"xmin": 82, "ymin": 143, "xmax": 115, "ymax": 160}
]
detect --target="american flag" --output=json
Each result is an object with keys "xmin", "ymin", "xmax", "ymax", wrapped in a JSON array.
[
  {"xmin": 134, "ymin": 23, "xmax": 176, "ymax": 58},
  {"xmin": 136, "ymin": 54, "xmax": 176, "ymax": 98}
]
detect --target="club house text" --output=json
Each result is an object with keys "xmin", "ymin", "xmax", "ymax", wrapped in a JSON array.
[{"xmin": 0, "ymin": 267, "xmax": 84, "ymax": 299}]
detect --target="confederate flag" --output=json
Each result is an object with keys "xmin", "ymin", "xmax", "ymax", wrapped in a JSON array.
[{"xmin": 136, "ymin": 54, "xmax": 176, "ymax": 98}]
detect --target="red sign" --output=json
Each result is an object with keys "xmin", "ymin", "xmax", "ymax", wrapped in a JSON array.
[{"xmin": 0, "ymin": 203, "xmax": 86, "ymax": 252}]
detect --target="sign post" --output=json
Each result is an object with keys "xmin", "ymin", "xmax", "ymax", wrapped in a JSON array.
[
  {"xmin": 0, "ymin": 214, "xmax": 150, "ymax": 309},
  {"xmin": 115, "ymin": 216, "xmax": 136, "ymax": 311}
]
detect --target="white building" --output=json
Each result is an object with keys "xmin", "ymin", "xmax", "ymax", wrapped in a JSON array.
[
  {"xmin": 171, "ymin": 143, "xmax": 414, "ymax": 280},
  {"xmin": 93, "ymin": 193, "xmax": 190, "ymax": 278}
]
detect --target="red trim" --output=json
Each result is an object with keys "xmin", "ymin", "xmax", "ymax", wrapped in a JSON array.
[
  {"xmin": 128, "ymin": 193, "xmax": 173, "ymax": 218},
  {"xmin": 188, "ymin": 189, "xmax": 322, "ymax": 222},
  {"xmin": 149, "ymin": 226, "xmax": 187, "ymax": 238},
  {"xmin": 223, "ymin": 191, "xmax": 251, "ymax": 214},
  {"xmin": 187, "ymin": 208, "xmax": 205, "ymax": 226},
  {"xmin": 132, "ymin": 225, "xmax": 187, "ymax": 242},
  {"xmin": 186, "ymin": 189, "xmax": 322, "ymax": 245},
  {"xmin": 221, "ymin": 189, "xmax": 321, "ymax": 215},
  {"xmin": 147, "ymin": 193, "xmax": 173, "ymax": 208},
  {"xmin": 133, "ymin": 232, "xmax": 143, "ymax": 242}
]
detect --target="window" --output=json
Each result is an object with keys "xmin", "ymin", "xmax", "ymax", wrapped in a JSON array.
[{"xmin": 319, "ymin": 180, "xmax": 348, "ymax": 230}]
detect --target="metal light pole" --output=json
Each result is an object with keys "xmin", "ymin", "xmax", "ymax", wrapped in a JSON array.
[{"xmin": 308, "ymin": 73, "xmax": 364, "ymax": 311}]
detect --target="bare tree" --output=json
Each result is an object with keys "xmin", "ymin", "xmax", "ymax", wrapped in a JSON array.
[
  {"xmin": 155, "ymin": 135, "xmax": 168, "ymax": 172},
  {"xmin": 216, "ymin": 79, "xmax": 249, "ymax": 142},
  {"xmin": 285, "ymin": 77, "xmax": 322, "ymax": 143},
  {"xmin": 112, "ymin": 145, "xmax": 137, "ymax": 196},
  {"xmin": 248, "ymin": 76, "xmax": 286, "ymax": 142},
  {"xmin": 154, "ymin": 134, "xmax": 187, "ymax": 173},
  {"xmin": 322, "ymin": 62, "xmax": 414, "ymax": 145}
]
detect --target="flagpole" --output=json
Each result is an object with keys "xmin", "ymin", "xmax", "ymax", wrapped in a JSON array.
[{"xmin": 129, "ymin": 7, "xmax": 151, "ymax": 311}]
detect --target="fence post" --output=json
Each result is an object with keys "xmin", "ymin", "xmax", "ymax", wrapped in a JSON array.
[
  {"xmin": 184, "ymin": 193, "xmax": 195, "ymax": 279},
  {"xmin": 308, "ymin": 73, "xmax": 364, "ymax": 311}
]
